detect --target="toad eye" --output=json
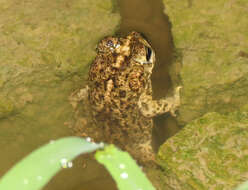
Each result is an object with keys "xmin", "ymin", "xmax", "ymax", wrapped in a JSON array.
[
  {"xmin": 106, "ymin": 39, "xmax": 120, "ymax": 50},
  {"xmin": 107, "ymin": 40, "xmax": 114, "ymax": 47},
  {"xmin": 146, "ymin": 47, "xmax": 152, "ymax": 62}
]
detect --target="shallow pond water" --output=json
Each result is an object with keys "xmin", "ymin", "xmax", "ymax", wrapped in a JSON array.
[{"xmin": 0, "ymin": 0, "xmax": 180, "ymax": 189}]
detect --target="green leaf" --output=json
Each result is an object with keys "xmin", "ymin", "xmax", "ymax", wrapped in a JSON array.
[
  {"xmin": 0, "ymin": 137, "xmax": 103, "ymax": 190},
  {"xmin": 236, "ymin": 181, "xmax": 248, "ymax": 190},
  {"xmin": 95, "ymin": 145, "xmax": 155, "ymax": 190}
]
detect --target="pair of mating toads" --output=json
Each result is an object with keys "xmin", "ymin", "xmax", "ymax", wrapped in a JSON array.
[{"xmin": 75, "ymin": 31, "xmax": 181, "ymax": 164}]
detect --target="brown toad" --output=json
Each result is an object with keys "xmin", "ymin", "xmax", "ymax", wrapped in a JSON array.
[{"xmin": 78, "ymin": 31, "xmax": 181, "ymax": 164}]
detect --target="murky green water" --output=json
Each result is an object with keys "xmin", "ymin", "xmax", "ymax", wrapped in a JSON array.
[{"xmin": 0, "ymin": 0, "xmax": 180, "ymax": 189}]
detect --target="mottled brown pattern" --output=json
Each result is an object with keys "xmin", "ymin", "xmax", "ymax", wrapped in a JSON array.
[{"xmin": 85, "ymin": 31, "xmax": 181, "ymax": 164}]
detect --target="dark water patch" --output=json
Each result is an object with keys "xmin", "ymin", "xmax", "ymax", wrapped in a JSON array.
[{"xmin": 44, "ymin": 154, "xmax": 117, "ymax": 190}]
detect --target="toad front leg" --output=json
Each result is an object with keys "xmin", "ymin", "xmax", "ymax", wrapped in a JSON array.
[
  {"xmin": 138, "ymin": 86, "xmax": 182, "ymax": 117},
  {"xmin": 69, "ymin": 85, "xmax": 89, "ymax": 109}
]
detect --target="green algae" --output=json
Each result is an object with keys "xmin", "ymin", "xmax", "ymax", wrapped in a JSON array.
[
  {"xmin": 158, "ymin": 111, "xmax": 248, "ymax": 189},
  {"xmin": 163, "ymin": 0, "xmax": 248, "ymax": 125}
]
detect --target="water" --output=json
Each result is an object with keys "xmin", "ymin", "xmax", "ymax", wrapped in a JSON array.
[
  {"xmin": 44, "ymin": 155, "xmax": 116, "ymax": 190},
  {"xmin": 0, "ymin": 0, "xmax": 180, "ymax": 189},
  {"xmin": 120, "ymin": 172, "xmax": 128, "ymax": 179}
]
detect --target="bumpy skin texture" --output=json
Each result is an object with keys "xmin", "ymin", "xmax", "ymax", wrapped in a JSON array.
[{"xmin": 87, "ymin": 31, "xmax": 181, "ymax": 163}]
